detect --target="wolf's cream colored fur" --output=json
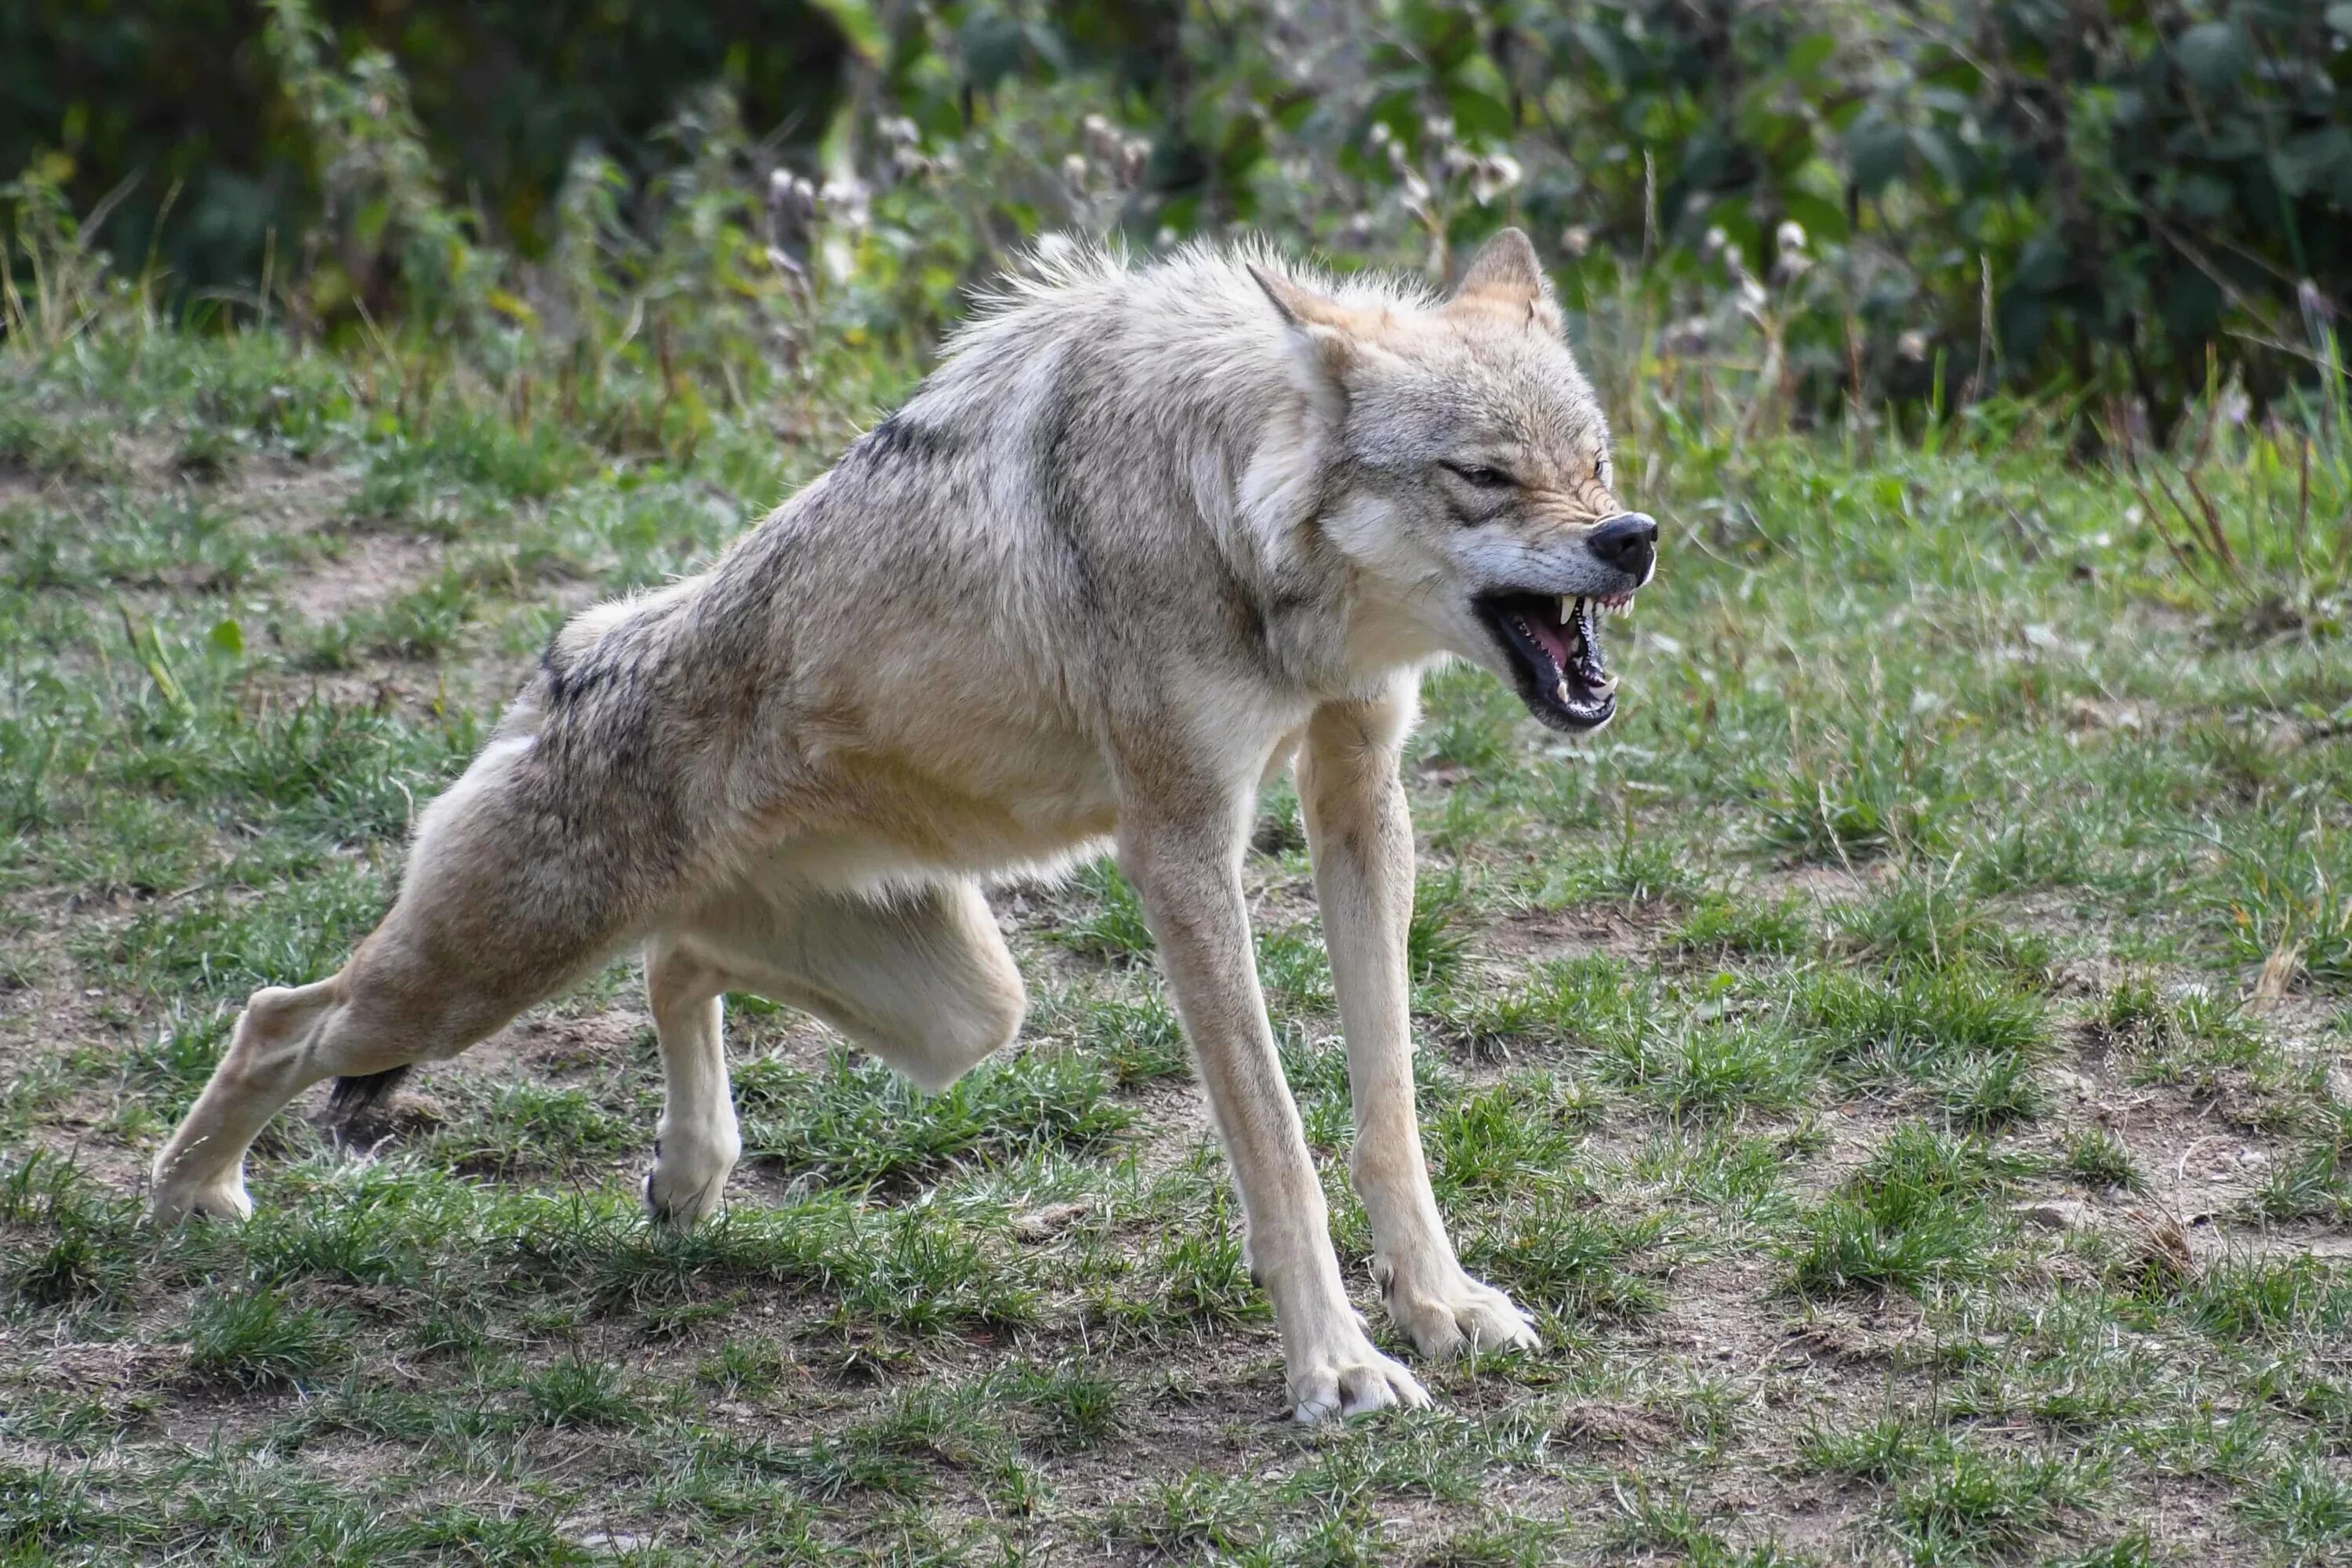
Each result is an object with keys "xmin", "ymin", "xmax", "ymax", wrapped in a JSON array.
[{"xmin": 151, "ymin": 229, "xmax": 1651, "ymax": 1422}]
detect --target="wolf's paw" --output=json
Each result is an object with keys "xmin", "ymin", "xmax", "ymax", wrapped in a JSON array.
[
  {"xmin": 644, "ymin": 1138, "xmax": 735, "ymax": 1231},
  {"xmin": 1381, "ymin": 1263, "xmax": 1540, "ymax": 1362},
  {"xmin": 148, "ymin": 1172, "xmax": 252, "ymax": 1226},
  {"xmin": 1288, "ymin": 1335, "xmax": 1432, "ymax": 1423}
]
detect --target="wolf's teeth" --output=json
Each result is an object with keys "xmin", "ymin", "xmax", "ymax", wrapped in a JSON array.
[
  {"xmin": 1555, "ymin": 677, "xmax": 1572, "ymax": 705},
  {"xmin": 1559, "ymin": 595, "xmax": 1573, "ymax": 625}
]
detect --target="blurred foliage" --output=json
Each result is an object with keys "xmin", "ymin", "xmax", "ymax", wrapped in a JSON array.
[
  {"xmin": 5, "ymin": 0, "xmax": 2352, "ymax": 428},
  {"xmin": 0, "ymin": 0, "xmax": 851, "ymax": 301}
]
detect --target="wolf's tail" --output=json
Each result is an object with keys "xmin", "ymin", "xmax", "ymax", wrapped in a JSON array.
[{"xmin": 326, "ymin": 1065, "xmax": 413, "ymax": 1124}]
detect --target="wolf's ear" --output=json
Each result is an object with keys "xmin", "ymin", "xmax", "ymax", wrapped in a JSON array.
[
  {"xmin": 1450, "ymin": 227, "xmax": 1563, "ymax": 334},
  {"xmin": 1248, "ymin": 262, "xmax": 1358, "ymax": 336},
  {"xmin": 1249, "ymin": 262, "xmax": 1368, "ymax": 412},
  {"xmin": 1454, "ymin": 227, "xmax": 1545, "ymax": 303}
]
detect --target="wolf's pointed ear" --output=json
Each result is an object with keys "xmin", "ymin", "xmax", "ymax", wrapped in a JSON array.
[
  {"xmin": 1248, "ymin": 262, "xmax": 1356, "ymax": 335},
  {"xmin": 1249, "ymin": 262, "xmax": 1366, "ymax": 415},
  {"xmin": 1454, "ymin": 227, "xmax": 1546, "ymax": 304},
  {"xmin": 1450, "ymin": 227, "xmax": 1563, "ymax": 334}
]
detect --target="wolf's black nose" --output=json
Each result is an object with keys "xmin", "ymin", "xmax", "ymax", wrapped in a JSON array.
[{"xmin": 1585, "ymin": 513, "xmax": 1657, "ymax": 580}]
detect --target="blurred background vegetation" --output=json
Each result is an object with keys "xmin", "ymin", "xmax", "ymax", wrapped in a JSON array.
[{"xmin": 5, "ymin": 0, "xmax": 2351, "ymax": 440}]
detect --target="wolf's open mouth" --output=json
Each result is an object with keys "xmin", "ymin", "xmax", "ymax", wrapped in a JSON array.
[{"xmin": 1477, "ymin": 590, "xmax": 1632, "ymax": 731}]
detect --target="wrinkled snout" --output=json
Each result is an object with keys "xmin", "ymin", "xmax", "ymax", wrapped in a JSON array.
[{"xmin": 1584, "ymin": 512, "xmax": 1658, "ymax": 586}]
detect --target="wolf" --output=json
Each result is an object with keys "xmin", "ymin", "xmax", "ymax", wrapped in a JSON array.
[{"xmin": 149, "ymin": 227, "xmax": 1657, "ymax": 1421}]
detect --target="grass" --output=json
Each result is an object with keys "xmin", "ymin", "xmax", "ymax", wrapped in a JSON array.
[
  {"xmin": 1783, "ymin": 1126, "xmax": 2022, "ymax": 1299},
  {"xmin": 2240, "ymin": 1454, "xmax": 2352, "ymax": 1563},
  {"xmin": 733, "ymin": 1045, "xmax": 1134, "ymax": 1190},
  {"xmin": 1670, "ymin": 891, "xmax": 1813, "ymax": 959},
  {"xmin": 2, "ymin": 233, "xmax": 2350, "ymax": 1567},
  {"xmin": 183, "ymin": 1286, "xmax": 349, "ymax": 1388},
  {"xmin": 2061, "ymin": 1125, "xmax": 2149, "ymax": 1193},
  {"xmin": 2169, "ymin": 1255, "xmax": 2352, "ymax": 1343}
]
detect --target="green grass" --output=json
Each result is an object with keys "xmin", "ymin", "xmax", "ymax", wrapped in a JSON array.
[
  {"xmin": 183, "ymin": 1285, "xmax": 350, "ymax": 1388},
  {"xmin": 1783, "ymin": 1126, "xmax": 2023, "ymax": 1299},
  {"xmin": 1670, "ymin": 891, "xmax": 1813, "ymax": 960},
  {"xmin": 521, "ymin": 1355, "xmax": 643, "ymax": 1428},
  {"xmin": 2239, "ymin": 1454, "xmax": 2352, "ymax": 1562},
  {"xmin": 734, "ymin": 1045, "xmax": 1134, "ymax": 1189},
  {"xmin": 2251, "ymin": 1101, "xmax": 2352, "ymax": 1221},
  {"xmin": 2170, "ymin": 1255, "xmax": 2352, "ymax": 1343},
  {"xmin": 3, "ymin": 243, "xmax": 2350, "ymax": 1566},
  {"xmin": 1598, "ymin": 1022, "xmax": 1813, "ymax": 1122},
  {"xmin": 2060, "ymin": 1125, "xmax": 2149, "ymax": 1193}
]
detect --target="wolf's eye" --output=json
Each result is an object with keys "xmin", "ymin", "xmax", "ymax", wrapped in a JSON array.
[{"xmin": 1441, "ymin": 461, "xmax": 1516, "ymax": 490}]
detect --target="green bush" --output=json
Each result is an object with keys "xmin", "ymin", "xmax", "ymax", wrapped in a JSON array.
[
  {"xmin": 0, "ymin": 0, "xmax": 851, "ymax": 300},
  {"xmin": 9, "ymin": 1, "xmax": 2348, "ymax": 425}
]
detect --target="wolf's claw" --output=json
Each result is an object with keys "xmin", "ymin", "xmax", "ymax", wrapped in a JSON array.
[{"xmin": 1289, "ymin": 1335, "xmax": 1431, "ymax": 1422}]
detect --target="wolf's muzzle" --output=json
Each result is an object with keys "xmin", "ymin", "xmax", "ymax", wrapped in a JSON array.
[{"xmin": 1584, "ymin": 513, "xmax": 1657, "ymax": 584}]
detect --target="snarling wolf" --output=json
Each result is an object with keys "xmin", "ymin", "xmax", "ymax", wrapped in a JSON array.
[{"xmin": 151, "ymin": 228, "xmax": 1657, "ymax": 1421}]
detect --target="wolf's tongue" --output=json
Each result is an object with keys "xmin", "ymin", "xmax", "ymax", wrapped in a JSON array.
[{"xmin": 1525, "ymin": 612, "xmax": 1573, "ymax": 670}]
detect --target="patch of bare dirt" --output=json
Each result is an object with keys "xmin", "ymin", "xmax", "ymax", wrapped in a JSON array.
[
  {"xmin": 0, "ymin": 1332, "xmax": 189, "ymax": 1394},
  {"xmin": 1480, "ymin": 902, "xmax": 1671, "ymax": 964},
  {"xmin": 281, "ymin": 530, "xmax": 445, "ymax": 622},
  {"xmin": 492, "ymin": 1005, "xmax": 655, "ymax": 1076},
  {"xmin": 1552, "ymin": 1397, "xmax": 1682, "ymax": 1451},
  {"xmin": 212, "ymin": 451, "xmax": 359, "ymax": 525},
  {"xmin": 1748, "ymin": 863, "xmax": 1875, "ymax": 903}
]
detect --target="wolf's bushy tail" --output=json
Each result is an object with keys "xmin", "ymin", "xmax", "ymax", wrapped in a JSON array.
[{"xmin": 325, "ymin": 1064, "xmax": 413, "ymax": 1124}]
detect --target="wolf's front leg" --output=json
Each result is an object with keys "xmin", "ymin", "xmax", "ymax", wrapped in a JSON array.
[
  {"xmin": 642, "ymin": 941, "xmax": 740, "ymax": 1230},
  {"xmin": 1120, "ymin": 797, "xmax": 1428, "ymax": 1422},
  {"xmin": 1299, "ymin": 688, "xmax": 1538, "ymax": 1362}
]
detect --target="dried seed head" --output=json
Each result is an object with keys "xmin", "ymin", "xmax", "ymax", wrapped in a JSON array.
[{"xmin": 1469, "ymin": 153, "xmax": 1523, "ymax": 205}]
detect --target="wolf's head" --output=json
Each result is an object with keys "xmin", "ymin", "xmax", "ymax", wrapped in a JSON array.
[{"xmin": 1252, "ymin": 230, "xmax": 1653, "ymax": 732}]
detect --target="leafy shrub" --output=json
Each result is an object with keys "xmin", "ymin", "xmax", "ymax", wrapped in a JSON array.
[
  {"xmin": 1, "ymin": 0, "xmax": 852, "ymax": 306},
  {"xmin": 14, "ymin": 0, "xmax": 2352, "ymax": 427}
]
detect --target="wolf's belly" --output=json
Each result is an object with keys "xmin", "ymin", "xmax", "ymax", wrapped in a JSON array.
[{"xmin": 754, "ymin": 731, "xmax": 1121, "ymax": 891}]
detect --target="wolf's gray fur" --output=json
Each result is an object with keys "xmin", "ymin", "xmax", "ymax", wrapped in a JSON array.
[{"xmin": 151, "ymin": 228, "xmax": 1654, "ymax": 1422}]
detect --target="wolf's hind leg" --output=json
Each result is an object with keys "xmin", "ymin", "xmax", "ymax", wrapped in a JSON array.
[
  {"xmin": 786, "ymin": 881, "xmax": 1026, "ymax": 1092},
  {"xmin": 147, "ymin": 943, "xmax": 536, "ymax": 1224},
  {"xmin": 150, "ymin": 747, "xmax": 630, "ymax": 1224},
  {"xmin": 634, "ymin": 878, "xmax": 1024, "ymax": 1229}
]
